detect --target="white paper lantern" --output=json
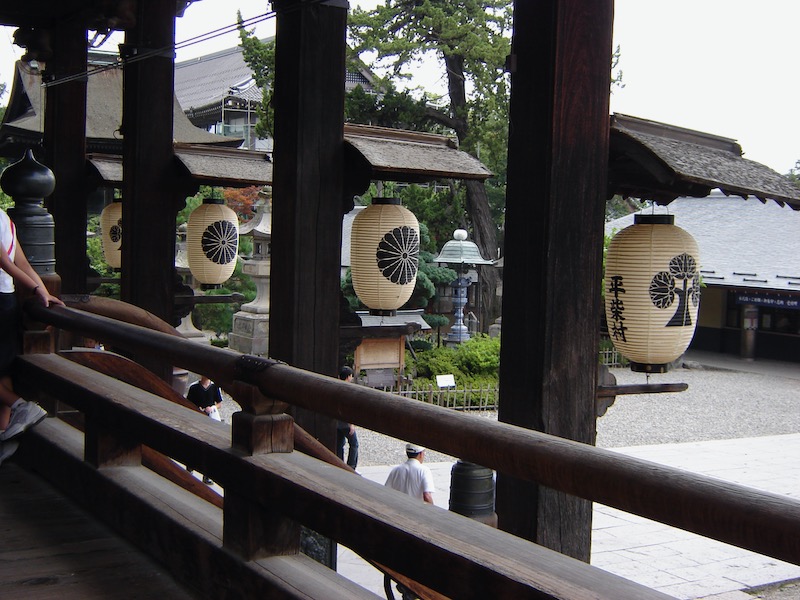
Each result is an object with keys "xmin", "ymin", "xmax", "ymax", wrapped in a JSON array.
[
  {"xmin": 100, "ymin": 199, "xmax": 122, "ymax": 269},
  {"xmin": 187, "ymin": 198, "xmax": 239, "ymax": 286},
  {"xmin": 604, "ymin": 214, "xmax": 701, "ymax": 373},
  {"xmin": 350, "ymin": 198, "xmax": 420, "ymax": 315}
]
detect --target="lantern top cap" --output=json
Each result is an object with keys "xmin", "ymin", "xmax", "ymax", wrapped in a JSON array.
[
  {"xmin": 434, "ymin": 229, "xmax": 494, "ymax": 266},
  {"xmin": 634, "ymin": 213, "xmax": 674, "ymax": 225},
  {"xmin": 203, "ymin": 197, "xmax": 225, "ymax": 205}
]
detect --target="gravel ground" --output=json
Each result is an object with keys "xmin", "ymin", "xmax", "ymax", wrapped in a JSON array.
[{"xmin": 214, "ymin": 361, "xmax": 800, "ymax": 468}]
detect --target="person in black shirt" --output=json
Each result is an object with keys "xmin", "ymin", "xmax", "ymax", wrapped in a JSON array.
[
  {"xmin": 185, "ymin": 375, "xmax": 223, "ymax": 484},
  {"xmin": 187, "ymin": 375, "xmax": 223, "ymax": 421}
]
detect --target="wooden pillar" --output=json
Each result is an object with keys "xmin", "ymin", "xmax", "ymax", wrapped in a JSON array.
[
  {"xmin": 43, "ymin": 20, "xmax": 88, "ymax": 294},
  {"xmin": 268, "ymin": 0, "xmax": 347, "ymax": 450},
  {"xmin": 120, "ymin": 0, "xmax": 177, "ymax": 327},
  {"xmin": 497, "ymin": 0, "xmax": 613, "ymax": 561}
]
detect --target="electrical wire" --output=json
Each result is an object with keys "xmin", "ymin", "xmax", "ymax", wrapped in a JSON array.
[{"xmin": 40, "ymin": 10, "xmax": 276, "ymax": 88}]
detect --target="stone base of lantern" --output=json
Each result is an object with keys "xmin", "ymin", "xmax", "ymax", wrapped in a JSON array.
[
  {"xmin": 177, "ymin": 314, "xmax": 211, "ymax": 344},
  {"xmin": 229, "ymin": 311, "xmax": 270, "ymax": 356}
]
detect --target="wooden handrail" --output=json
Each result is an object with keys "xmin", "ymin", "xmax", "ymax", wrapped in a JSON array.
[
  {"xmin": 17, "ymin": 353, "xmax": 670, "ymax": 599},
  {"xmin": 25, "ymin": 302, "xmax": 800, "ymax": 567}
]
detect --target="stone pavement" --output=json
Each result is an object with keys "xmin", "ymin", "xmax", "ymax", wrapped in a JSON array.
[{"xmin": 337, "ymin": 351, "xmax": 800, "ymax": 599}]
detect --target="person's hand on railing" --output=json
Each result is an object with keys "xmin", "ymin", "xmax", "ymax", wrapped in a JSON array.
[{"xmin": 32, "ymin": 285, "xmax": 65, "ymax": 308}]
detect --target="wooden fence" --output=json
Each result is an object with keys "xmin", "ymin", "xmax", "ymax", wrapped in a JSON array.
[
  {"xmin": 382, "ymin": 382, "xmax": 500, "ymax": 411},
  {"xmin": 380, "ymin": 350, "xmax": 626, "ymax": 409}
]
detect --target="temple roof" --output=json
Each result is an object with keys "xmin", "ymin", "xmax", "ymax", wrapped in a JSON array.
[{"xmin": 608, "ymin": 114, "xmax": 800, "ymax": 208}]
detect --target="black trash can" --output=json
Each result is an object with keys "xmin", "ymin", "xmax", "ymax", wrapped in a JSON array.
[{"xmin": 449, "ymin": 460, "xmax": 497, "ymax": 527}]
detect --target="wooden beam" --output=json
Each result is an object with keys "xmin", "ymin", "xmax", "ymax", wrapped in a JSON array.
[{"xmin": 498, "ymin": 0, "xmax": 614, "ymax": 560}]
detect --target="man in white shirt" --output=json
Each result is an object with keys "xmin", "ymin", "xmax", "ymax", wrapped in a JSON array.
[{"xmin": 385, "ymin": 443, "xmax": 435, "ymax": 504}]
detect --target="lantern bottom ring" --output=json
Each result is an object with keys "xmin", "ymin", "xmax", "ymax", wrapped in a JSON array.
[{"xmin": 630, "ymin": 362, "xmax": 671, "ymax": 374}]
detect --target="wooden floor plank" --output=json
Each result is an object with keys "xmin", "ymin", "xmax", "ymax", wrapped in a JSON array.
[{"xmin": 0, "ymin": 462, "xmax": 199, "ymax": 600}]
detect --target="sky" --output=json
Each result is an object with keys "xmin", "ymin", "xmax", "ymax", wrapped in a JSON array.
[{"xmin": 0, "ymin": 0, "xmax": 797, "ymax": 174}]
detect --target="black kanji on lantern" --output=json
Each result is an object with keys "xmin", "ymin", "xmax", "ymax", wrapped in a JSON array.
[
  {"xmin": 110, "ymin": 218, "xmax": 122, "ymax": 246},
  {"xmin": 649, "ymin": 252, "xmax": 700, "ymax": 327},
  {"xmin": 607, "ymin": 274, "xmax": 627, "ymax": 342}
]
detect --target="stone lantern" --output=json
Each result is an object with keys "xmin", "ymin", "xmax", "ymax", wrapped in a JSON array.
[
  {"xmin": 228, "ymin": 191, "xmax": 272, "ymax": 356},
  {"xmin": 434, "ymin": 229, "xmax": 494, "ymax": 344}
]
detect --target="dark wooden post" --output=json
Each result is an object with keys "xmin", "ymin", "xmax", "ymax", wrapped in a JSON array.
[
  {"xmin": 497, "ymin": 0, "xmax": 613, "ymax": 561},
  {"xmin": 120, "ymin": 0, "xmax": 178, "ymax": 381},
  {"xmin": 120, "ymin": 0, "xmax": 177, "ymax": 328},
  {"xmin": 268, "ymin": 0, "xmax": 347, "ymax": 450},
  {"xmin": 42, "ymin": 20, "xmax": 88, "ymax": 295}
]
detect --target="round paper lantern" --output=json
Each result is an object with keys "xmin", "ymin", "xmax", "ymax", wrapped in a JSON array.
[
  {"xmin": 100, "ymin": 199, "xmax": 123, "ymax": 269},
  {"xmin": 187, "ymin": 198, "xmax": 239, "ymax": 287},
  {"xmin": 351, "ymin": 198, "xmax": 420, "ymax": 315},
  {"xmin": 604, "ymin": 214, "xmax": 701, "ymax": 373}
]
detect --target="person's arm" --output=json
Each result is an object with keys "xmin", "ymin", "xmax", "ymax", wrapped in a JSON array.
[
  {"xmin": 6, "ymin": 243, "xmax": 64, "ymax": 307},
  {"xmin": 422, "ymin": 467, "xmax": 436, "ymax": 504},
  {"xmin": 0, "ymin": 243, "xmax": 37, "ymax": 292}
]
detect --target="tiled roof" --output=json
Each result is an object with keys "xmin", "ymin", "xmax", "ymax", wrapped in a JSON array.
[
  {"xmin": 175, "ymin": 45, "xmax": 261, "ymax": 110},
  {"xmin": 174, "ymin": 40, "xmax": 375, "ymax": 112},
  {"xmin": 1, "ymin": 61, "xmax": 242, "ymax": 149},
  {"xmin": 609, "ymin": 114, "xmax": 800, "ymax": 208},
  {"xmin": 605, "ymin": 190, "xmax": 800, "ymax": 292}
]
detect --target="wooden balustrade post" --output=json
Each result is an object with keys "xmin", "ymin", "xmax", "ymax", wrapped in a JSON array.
[
  {"xmin": 84, "ymin": 419, "xmax": 142, "ymax": 467},
  {"xmin": 224, "ymin": 373, "xmax": 299, "ymax": 559}
]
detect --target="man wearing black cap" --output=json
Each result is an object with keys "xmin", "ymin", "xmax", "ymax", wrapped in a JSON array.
[{"xmin": 385, "ymin": 442, "xmax": 435, "ymax": 504}]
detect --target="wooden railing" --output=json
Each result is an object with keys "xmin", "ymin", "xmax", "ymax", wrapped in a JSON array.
[{"xmin": 15, "ymin": 300, "xmax": 800, "ymax": 599}]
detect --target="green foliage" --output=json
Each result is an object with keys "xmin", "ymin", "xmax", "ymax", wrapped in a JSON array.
[
  {"xmin": 348, "ymin": 1, "xmax": 512, "ymax": 106},
  {"xmin": 401, "ymin": 184, "xmax": 465, "ymax": 252},
  {"xmin": 788, "ymin": 160, "xmax": 800, "ymax": 185},
  {"xmin": 611, "ymin": 44, "xmax": 625, "ymax": 92},
  {"xmin": 455, "ymin": 334, "xmax": 501, "ymax": 376},
  {"xmin": 192, "ymin": 287, "xmax": 235, "ymax": 339},
  {"xmin": 191, "ymin": 259, "xmax": 257, "ymax": 340},
  {"xmin": 411, "ymin": 345, "xmax": 464, "ymax": 380},
  {"xmin": 177, "ymin": 192, "xmax": 203, "ymax": 228},
  {"xmin": 346, "ymin": 83, "xmax": 433, "ymax": 131},
  {"xmin": 421, "ymin": 313, "xmax": 449, "ymax": 329},
  {"xmin": 409, "ymin": 334, "xmax": 500, "ymax": 385}
]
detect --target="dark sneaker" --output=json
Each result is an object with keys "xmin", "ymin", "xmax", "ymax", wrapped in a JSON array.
[
  {"xmin": 0, "ymin": 439, "xmax": 19, "ymax": 466},
  {"xmin": 0, "ymin": 401, "xmax": 47, "ymax": 441}
]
